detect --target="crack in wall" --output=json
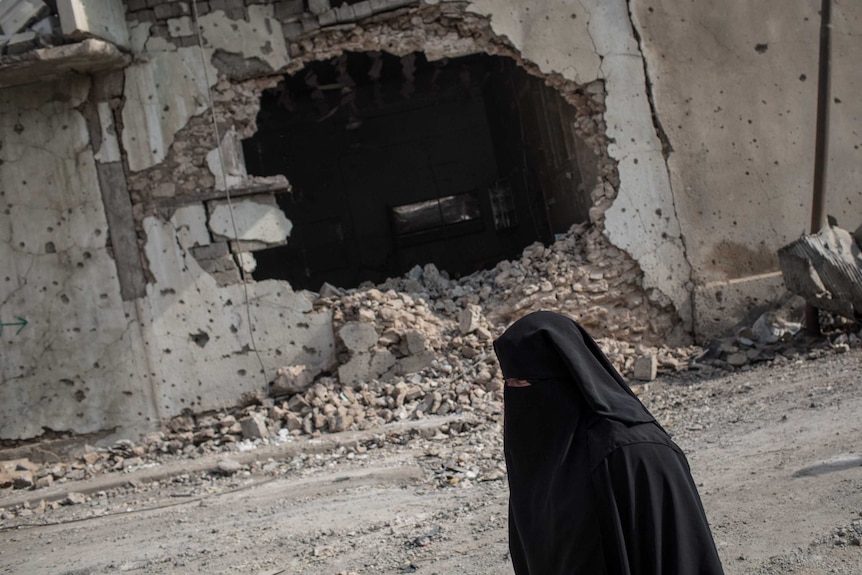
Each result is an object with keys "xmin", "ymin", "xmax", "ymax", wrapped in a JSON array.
[
  {"xmin": 623, "ymin": 0, "xmax": 695, "ymax": 317},
  {"xmin": 623, "ymin": 1, "xmax": 672, "ymax": 160}
]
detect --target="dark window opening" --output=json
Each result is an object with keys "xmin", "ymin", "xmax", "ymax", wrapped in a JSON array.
[
  {"xmin": 243, "ymin": 52, "xmax": 597, "ymax": 291},
  {"xmin": 391, "ymin": 191, "xmax": 482, "ymax": 244}
]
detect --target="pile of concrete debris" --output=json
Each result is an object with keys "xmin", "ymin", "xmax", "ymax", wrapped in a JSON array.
[
  {"xmin": 260, "ymin": 223, "xmax": 694, "ymax": 439},
  {"xmin": 2, "ymin": 321, "xmax": 859, "ymax": 495},
  {"xmin": 3, "ymin": 222, "xmax": 861, "ymax": 494},
  {"xmin": 0, "ymin": 0, "xmax": 66, "ymax": 56}
]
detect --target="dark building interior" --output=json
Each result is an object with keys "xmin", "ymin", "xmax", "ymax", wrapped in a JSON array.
[{"xmin": 242, "ymin": 51, "xmax": 596, "ymax": 291}]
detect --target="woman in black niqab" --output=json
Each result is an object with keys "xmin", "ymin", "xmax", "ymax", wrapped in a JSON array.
[{"xmin": 493, "ymin": 311, "xmax": 724, "ymax": 575}]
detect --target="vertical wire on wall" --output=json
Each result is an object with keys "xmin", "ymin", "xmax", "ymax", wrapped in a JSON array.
[{"xmin": 191, "ymin": 0, "xmax": 269, "ymax": 388}]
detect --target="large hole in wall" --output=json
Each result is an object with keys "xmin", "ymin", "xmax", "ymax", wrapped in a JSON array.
[{"xmin": 242, "ymin": 52, "xmax": 597, "ymax": 291}]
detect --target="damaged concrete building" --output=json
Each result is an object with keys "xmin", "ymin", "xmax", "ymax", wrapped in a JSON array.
[{"xmin": 1, "ymin": 0, "xmax": 860, "ymax": 441}]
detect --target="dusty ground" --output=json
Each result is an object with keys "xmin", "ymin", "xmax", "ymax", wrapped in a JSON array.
[{"xmin": 1, "ymin": 348, "xmax": 861, "ymax": 575}]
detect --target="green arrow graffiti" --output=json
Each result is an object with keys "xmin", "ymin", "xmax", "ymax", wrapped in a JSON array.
[{"xmin": 0, "ymin": 317, "xmax": 28, "ymax": 336}]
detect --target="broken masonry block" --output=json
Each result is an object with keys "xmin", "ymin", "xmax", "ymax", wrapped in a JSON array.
[
  {"xmin": 339, "ymin": 321, "xmax": 378, "ymax": 353},
  {"xmin": 352, "ymin": 1, "xmax": 372, "ymax": 20},
  {"xmin": 0, "ymin": 0, "xmax": 48, "ymax": 36},
  {"xmin": 308, "ymin": 0, "xmax": 330, "ymax": 15},
  {"xmin": 632, "ymin": 354, "xmax": 657, "ymax": 381},
  {"xmin": 334, "ymin": 3, "xmax": 355, "ymax": 23},
  {"xmin": 274, "ymin": 0, "xmax": 304, "ymax": 20},
  {"xmin": 270, "ymin": 364, "xmax": 320, "ymax": 396},
  {"xmin": 458, "ymin": 305, "xmax": 482, "ymax": 334},
  {"xmin": 778, "ymin": 224, "xmax": 862, "ymax": 321},
  {"xmin": 239, "ymin": 413, "xmax": 269, "ymax": 439}
]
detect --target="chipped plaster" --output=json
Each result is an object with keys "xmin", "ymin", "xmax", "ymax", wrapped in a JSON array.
[
  {"xmin": 139, "ymin": 215, "xmax": 334, "ymax": 413},
  {"xmin": 121, "ymin": 42, "xmax": 217, "ymax": 172},
  {"xmin": 198, "ymin": 6, "xmax": 290, "ymax": 74},
  {"xmin": 207, "ymin": 198, "xmax": 293, "ymax": 244}
]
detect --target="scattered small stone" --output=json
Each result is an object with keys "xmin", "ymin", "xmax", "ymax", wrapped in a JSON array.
[
  {"xmin": 217, "ymin": 459, "xmax": 243, "ymax": 475},
  {"xmin": 62, "ymin": 492, "xmax": 87, "ymax": 506}
]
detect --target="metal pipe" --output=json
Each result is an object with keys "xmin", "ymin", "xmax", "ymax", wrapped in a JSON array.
[
  {"xmin": 810, "ymin": 0, "xmax": 832, "ymax": 234},
  {"xmin": 805, "ymin": 0, "xmax": 832, "ymax": 335}
]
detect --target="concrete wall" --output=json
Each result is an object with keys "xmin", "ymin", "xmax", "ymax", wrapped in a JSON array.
[
  {"xmin": 3, "ymin": 0, "xmax": 860, "ymax": 439},
  {"xmin": 468, "ymin": 0, "xmax": 692, "ymax": 325},
  {"xmin": 0, "ymin": 78, "xmax": 157, "ymax": 439},
  {"xmin": 632, "ymin": 0, "xmax": 862, "ymax": 336}
]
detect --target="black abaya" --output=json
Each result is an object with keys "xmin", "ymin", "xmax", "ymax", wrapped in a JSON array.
[{"xmin": 494, "ymin": 311, "xmax": 724, "ymax": 575}]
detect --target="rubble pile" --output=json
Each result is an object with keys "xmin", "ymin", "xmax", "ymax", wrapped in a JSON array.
[
  {"xmin": 1, "ymin": 326, "xmax": 860, "ymax": 501},
  {"xmin": 823, "ymin": 519, "xmax": 862, "ymax": 548},
  {"xmin": 268, "ymin": 223, "xmax": 693, "ymax": 435},
  {"xmin": 0, "ymin": 0, "xmax": 66, "ymax": 57},
  {"xmin": 0, "ymin": 446, "xmax": 144, "ymax": 492}
]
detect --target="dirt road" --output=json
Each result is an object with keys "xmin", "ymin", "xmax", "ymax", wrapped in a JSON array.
[{"xmin": 2, "ymin": 350, "xmax": 861, "ymax": 574}]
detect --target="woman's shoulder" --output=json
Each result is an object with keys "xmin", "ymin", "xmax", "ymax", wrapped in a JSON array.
[{"xmin": 586, "ymin": 417, "xmax": 685, "ymax": 470}]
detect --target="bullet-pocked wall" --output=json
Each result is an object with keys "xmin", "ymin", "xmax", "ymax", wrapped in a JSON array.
[
  {"xmin": 2, "ymin": 0, "xmax": 731, "ymax": 440},
  {"xmin": 631, "ymin": 0, "xmax": 862, "ymax": 337},
  {"xmin": 0, "ymin": 0, "xmax": 687, "ymax": 441}
]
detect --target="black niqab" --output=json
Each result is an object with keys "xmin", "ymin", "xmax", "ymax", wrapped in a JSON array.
[{"xmin": 494, "ymin": 311, "xmax": 724, "ymax": 575}]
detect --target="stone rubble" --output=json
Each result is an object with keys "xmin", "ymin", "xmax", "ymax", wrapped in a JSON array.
[
  {"xmin": 0, "ymin": 0, "xmax": 66, "ymax": 57},
  {"xmin": 1, "ymin": 243, "xmax": 858, "ymax": 505}
]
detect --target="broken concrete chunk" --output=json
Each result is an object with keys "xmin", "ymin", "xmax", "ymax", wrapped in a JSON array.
[
  {"xmin": 271, "ymin": 364, "xmax": 320, "ymax": 396},
  {"xmin": 240, "ymin": 413, "xmax": 269, "ymax": 439},
  {"xmin": 9, "ymin": 469, "xmax": 34, "ymax": 489},
  {"xmin": 404, "ymin": 330, "xmax": 426, "ymax": 354},
  {"xmin": 632, "ymin": 354, "xmax": 658, "ymax": 381},
  {"xmin": 338, "ymin": 348, "xmax": 396, "ymax": 385},
  {"xmin": 338, "ymin": 354, "xmax": 371, "ymax": 386},
  {"xmin": 398, "ymin": 350, "xmax": 434, "ymax": 374},
  {"xmin": 284, "ymin": 412, "xmax": 303, "ymax": 431},
  {"xmin": 318, "ymin": 282, "xmax": 342, "ymax": 299},
  {"xmin": 327, "ymin": 413, "xmax": 354, "ymax": 432},
  {"xmin": 369, "ymin": 349, "xmax": 397, "ymax": 377},
  {"xmin": 458, "ymin": 305, "xmax": 482, "ymax": 335},
  {"xmin": 339, "ymin": 322, "xmax": 378, "ymax": 353},
  {"xmin": 726, "ymin": 352, "xmax": 749, "ymax": 367},
  {"xmin": 208, "ymin": 197, "xmax": 293, "ymax": 245},
  {"xmin": 778, "ymin": 225, "xmax": 862, "ymax": 320},
  {"xmin": 217, "ymin": 458, "xmax": 243, "ymax": 475},
  {"xmin": 0, "ymin": 0, "xmax": 48, "ymax": 36},
  {"xmin": 62, "ymin": 492, "xmax": 87, "ymax": 505},
  {"xmin": 34, "ymin": 474, "xmax": 53, "ymax": 489},
  {"xmin": 5, "ymin": 30, "xmax": 36, "ymax": 54}
]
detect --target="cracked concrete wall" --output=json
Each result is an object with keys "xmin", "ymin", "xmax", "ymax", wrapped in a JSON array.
[
  {"xmin": 138, "ymin": 213, "xmax": 334, "ymax": 414},
  {"xmin": 12, "ymin": 0, "xmax": 839, "ymax": 439},
  {"xmin": 119, "ymin": 6, "xmax": 334, "ymax": 420},
  {"xmin": 469, "ymin": 0, "xmax": 692, "ymax": 327},
  {"xmin": 119, "ymin": 0, "xmax": 689, "ymax": 334},
  {"xmin": 631, "ymin": 0, "xmax": 862, "ymax": 338},
  {"xmin": 0, "ymin": 78, "xmax": 157, "ymax": 439}
]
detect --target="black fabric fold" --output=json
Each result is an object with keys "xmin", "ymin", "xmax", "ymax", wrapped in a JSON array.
[{"xmin": 494, "ymin": 310, "xmax": 724, "ymax": 575}]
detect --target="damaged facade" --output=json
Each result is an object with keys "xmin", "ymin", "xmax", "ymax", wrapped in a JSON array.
[{"xmin": 1, "ymin": 0, "xmax": 860, "ymax": 441}]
